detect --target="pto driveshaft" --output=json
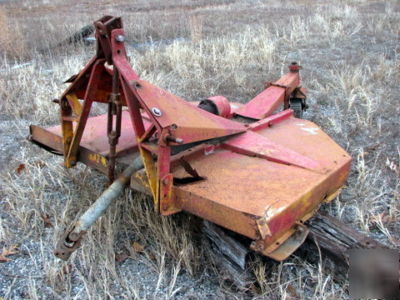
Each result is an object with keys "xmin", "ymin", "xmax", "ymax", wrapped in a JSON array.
[{"xmin": 54, "ymin": 157, "xmax": 143, "ymax": 260}]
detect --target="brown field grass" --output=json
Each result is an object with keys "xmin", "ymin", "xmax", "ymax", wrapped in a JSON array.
[{"xmin": 0, "ymin": 0, "xmax": 399, "ymax": 298}]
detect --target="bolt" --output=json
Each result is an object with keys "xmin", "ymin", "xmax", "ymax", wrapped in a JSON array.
[
  {"xmin": 130, "ymin": 80, "xmax": 141, "ymax": 88},
  {"xmin": 162, "ymin": 203, "xmax": 169, "ymax": 211},
  {"xmin": 115, "ymin": 35, "xmax": 125, "ymax": 43},
  {"xmin": 289, "ymin": 62, "xmax": 301, "ymax": 72},
  {"xmin": 151, "ymin": 107, "xmax": 162, "ymax": 117},
  {"xmin": 175, "ymin": 138, "xmax": 184, "ymax": 144},
  {"xmin": 165, "ymin": 135, "xmax": 183, "ymax": 144}
]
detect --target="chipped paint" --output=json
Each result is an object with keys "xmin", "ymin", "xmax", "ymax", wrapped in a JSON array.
[
  {"xmin": 301, "ymin": 127, "xmax": 319, "ymax": 135},
  {"xmin": 88, "ymin": 153, "xmax": 108, "ymax": 166},
  {"xmin": 204, "ymin": 145, "xmax": 215, "ymax": 155}
]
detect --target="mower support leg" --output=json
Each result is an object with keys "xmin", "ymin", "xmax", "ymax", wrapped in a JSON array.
[
  {"xmin": 65, "ymin": 97, "xmax": 93, "ymax": 167},
  {"xmin": 64, "ymin": 60, "xmax": 104, "ymax": 168}
]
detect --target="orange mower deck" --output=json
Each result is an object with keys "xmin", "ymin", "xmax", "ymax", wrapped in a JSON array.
[
  {"xmin": 30, "ymin": 105, "xmax": 350, "ymax": 260},
  {"xmin": 29, "ymin": 16, "xmax": 351, "ymax": 261}
]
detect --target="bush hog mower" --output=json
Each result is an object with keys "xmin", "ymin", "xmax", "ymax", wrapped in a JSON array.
[{"xmin": 29, "ymin": 16, "xmax": 355, "ymax": 263}]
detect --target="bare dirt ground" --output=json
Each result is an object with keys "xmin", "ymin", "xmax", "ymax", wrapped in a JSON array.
[{"xmin": 0, "ymin": 0, "xmax": 399, "ymax": 299}]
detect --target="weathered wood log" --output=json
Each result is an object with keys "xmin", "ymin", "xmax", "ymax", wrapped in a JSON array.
[
  {"xmin": 307, "ymin": 213, "xmax": 388, "ymax": 266},
  {"xmin": 203, "ymin": 220, "xmax": 249, "ymax": 269},
  {"xmin": 203, "ymin": 213, "xmax": 390, "ymax": 288},
  {"xmin": 56, "ymin": 24, "xmax": 94, "ymax": 48},
  {"xmin": 202, "ymin": 221, "xmax": 253, "ymax": 288}
]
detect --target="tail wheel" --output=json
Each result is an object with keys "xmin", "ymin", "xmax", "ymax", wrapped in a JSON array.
[{"xmin": 290, "ymin": 99, "xmax": 303, "ymax": 119}]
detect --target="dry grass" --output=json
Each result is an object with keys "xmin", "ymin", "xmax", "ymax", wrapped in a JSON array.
[
  {"xmin": 189, "ymin": 14, "xmax": 204, "ymax": 42},
  {"xmin": 0, "ymin": 0, "xmax": 399, "ymax": 298},
  {"xmin": 0, "ymin": 8, "xmax": 27, "ymax": 59}
]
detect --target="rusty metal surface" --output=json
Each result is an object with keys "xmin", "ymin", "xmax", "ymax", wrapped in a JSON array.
[
  {"xmin": 31, "ymin": 106, "xmax": 351, "ymax": 261},
  {"xmin": 262, "ymin": 223, "xmax": 309, "ymax": 261},
  {"xmin": 65, "ymin": 60, "xmax": 114, "ymax": 168},
  {"xmin": 222, "ymin": 130, "xmax": 323, "ymax": 171},
  {"xmin": 132, "ymin": 79, "xmax": 246, "ymax": 144},
  {"xmin": 172, "ymin": 118, "xmax": 350, "ymax": 216},
  {"xmin": 30, "ymin": 125, "xmax": 109, "ymax": 174},
  {"xmin": 206, "ymin": 96, "xmax": 232, "ymax": 118},
  {"xmin": 107, "ymin": 67, "xmax": 123, "ymax": 182},
  {"xmin": 170, "ymin": 115, "xmax": 351, "ymax": 259},
  {"xmin": 235, "ymin": 64, "xmax": 301, "ymax": 120},
  {"xmin": 29, "ymin": 15, "xmax": 353, "ymax": 262},
  {"xmin": 41, "ymin": 111, "xmax": 150, "ymax": 156}
]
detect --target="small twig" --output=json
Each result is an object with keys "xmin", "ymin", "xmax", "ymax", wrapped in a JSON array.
[{"xmin": 0, "ymin": 269, "xmax": 43, "ymax": 279}]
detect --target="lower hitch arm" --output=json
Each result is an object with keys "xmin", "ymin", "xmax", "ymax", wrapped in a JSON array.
[{"xmin": 54, "ymin": 157, "xmax": 144, "ymax": 261}]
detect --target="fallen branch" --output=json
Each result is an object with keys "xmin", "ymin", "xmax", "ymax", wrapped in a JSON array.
[{"xmin": 56, "ymin": 24, "xmax": 94, "ymax": 48}]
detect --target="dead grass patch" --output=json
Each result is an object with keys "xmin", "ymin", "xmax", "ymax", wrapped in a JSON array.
[{"xmin": 0, "ymin": 8, "xmax": 27, "ymax": 59}]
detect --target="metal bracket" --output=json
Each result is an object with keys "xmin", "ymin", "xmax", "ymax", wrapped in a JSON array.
[
  {"xmin": 263, "ymin": 222, "xmax": 309, "ymax": 261},
  {"xmin": 255, "ymin": 217, "xmax": 272, "ymax": 240},
  {"xmin": 160, "ymin": 173, "xmax": 180, "ymax": 215},
  {"xmin": 54, "ymin": 227, "xmax": 86, "ymax": 261}
]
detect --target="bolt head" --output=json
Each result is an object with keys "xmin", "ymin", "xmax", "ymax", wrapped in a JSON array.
[
  {"xmin": 115, "ymin": 35, "xmax": 125, "ymax": 43},
  {"xmin": 175, "ymin": 138, "xmax": 184, "ymax": 144},
  {"xmin": 162, "ymin": 203, "xmax": 169, "ymax": 211},
  {"xmin": 130, "ymin": 80, "xmax": 141, "ymax": 88},
  {"xmin": 151, "ymin": 107, "xmax": 162, "ymax": 117}
]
